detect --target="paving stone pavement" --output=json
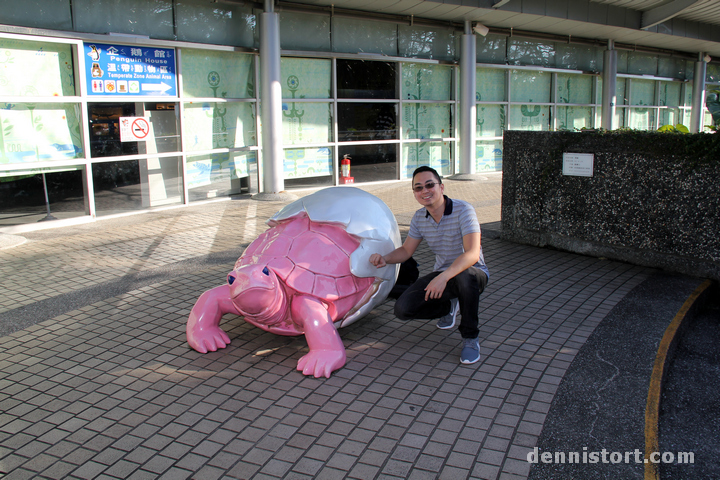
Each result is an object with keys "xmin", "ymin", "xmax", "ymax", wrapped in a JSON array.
[{"xmin": 0, "ymin": 173, "xmax": 658, "ymax": 479}]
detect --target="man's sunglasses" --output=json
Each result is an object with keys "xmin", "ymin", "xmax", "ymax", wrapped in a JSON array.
[{"xmin": 413, "ymin": 182, "xmax": 439, "ymax": 193}]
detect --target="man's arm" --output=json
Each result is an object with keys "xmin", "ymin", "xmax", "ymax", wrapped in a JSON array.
[
  {"xmin": 423, "ymin": 231, "xmax": 481, "ymax": 300},
  {"xmin": 369, "ymin": 236, "xmax": 421, "ymax": 268}
]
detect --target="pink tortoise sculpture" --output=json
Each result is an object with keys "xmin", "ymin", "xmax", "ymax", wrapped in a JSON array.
[{"xmin": 187, "ymin": 187, "xmax": 401, "ymax": 378}]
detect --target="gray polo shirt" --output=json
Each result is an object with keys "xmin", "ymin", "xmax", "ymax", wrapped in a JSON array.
[{"xmin": 408, "ymin": 196, "xmax": 490, "ymax": 280}]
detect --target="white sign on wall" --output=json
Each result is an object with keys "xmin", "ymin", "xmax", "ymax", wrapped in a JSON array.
[
  {"xmin": 563, "ymin": 153, "xmax": 594, "ymax": 177},
  {"xmin": 119, "ymin": 117, "xmax": 150, "ymax": 142}
]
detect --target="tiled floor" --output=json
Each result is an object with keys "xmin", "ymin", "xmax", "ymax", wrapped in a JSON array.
[{"xmin": 0, "ymin": 175, "xmax": 655, "ymax": 479}]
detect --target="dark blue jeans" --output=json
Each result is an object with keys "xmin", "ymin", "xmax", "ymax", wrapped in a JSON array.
[{"xmin": 393, "ymin": 266, "xmax": 488, "ymax": 339}]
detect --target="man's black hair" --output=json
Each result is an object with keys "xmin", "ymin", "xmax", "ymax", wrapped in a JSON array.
[{"xmin": 412, "ymin": 165, "xmax": 442, "ymax": 184}]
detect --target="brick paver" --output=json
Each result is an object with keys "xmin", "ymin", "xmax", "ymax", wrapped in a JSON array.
[{"xmin": 0, "ymin": 173, "xmax": 653, "ymax": 479}]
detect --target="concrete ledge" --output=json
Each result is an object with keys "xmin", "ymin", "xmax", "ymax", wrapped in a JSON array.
[{"xmin": 251, "ymin": 192, "xmax": 299, "ymax": 202}]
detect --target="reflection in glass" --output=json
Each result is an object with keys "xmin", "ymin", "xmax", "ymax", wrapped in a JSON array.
[
  {"xmin": 338, "ymin": 103, "xmax": 397, "ymax": 141},
  {"xmin": 627, "ymin": 108, "xmax": 656, "ymax": 130},
  {"xmin": 93, "ymin": 158, "xmax": 183, "ymax": 216},
  {"xmin": 402, "ymin": 142, "xmax": 451, "ymax": 179},
  {"xmin": 338, "ymin": 144, "xmax": 396, "ymax": 183},
  {"xmin": 183, "ymin": 102, "xmax": 256, "ymax": 151},
  {"xmin": 337, "ymin": 60, "xmax": 396, "ymax": 99},
  {"xmin": 187, "ymin": 152, "xmax": 257, "ymax": 201},
  {"xmin": 0, "ymin": 168, "xmax": 86, "ymax": 226}
]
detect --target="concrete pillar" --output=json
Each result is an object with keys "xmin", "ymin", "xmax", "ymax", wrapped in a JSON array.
[
  {"xmin": 459, "ymin": 21, "xmax": 477, "ymax": 174},
  {"xmin": 690, "ymin": 52, "xmax": 707, "ymax": 133},
  {"xmin": 601, "ymin": 40, "xmax": 617, "ymax": 130},
  {"xmin": 260, "ymin": 0, "xmax": 284, "ymax": 193}
]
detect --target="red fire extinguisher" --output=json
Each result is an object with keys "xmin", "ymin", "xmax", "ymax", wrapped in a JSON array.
[{"xmin": 340, "ymin": 154, "xmax": 354, "ymax": 184}]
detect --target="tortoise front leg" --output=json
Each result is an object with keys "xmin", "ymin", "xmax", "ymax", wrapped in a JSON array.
[{"xmin": 291, "ymin": 295, "xmax": 346, "ymax": 378}]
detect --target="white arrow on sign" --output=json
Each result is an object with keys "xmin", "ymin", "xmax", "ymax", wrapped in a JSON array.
[{"xmin": 141, "ymin": 82, "xmax": 172, "ymax": 93}]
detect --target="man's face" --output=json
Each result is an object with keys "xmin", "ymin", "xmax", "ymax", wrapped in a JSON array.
[{"xmin": 412, "ymin": 171, "xmax": 443, "ymax": 207}]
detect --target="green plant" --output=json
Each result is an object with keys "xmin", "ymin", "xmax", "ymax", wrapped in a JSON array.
[{"xmin": 658, "ymin": 124, "xmax": 690, "ymax": 133}]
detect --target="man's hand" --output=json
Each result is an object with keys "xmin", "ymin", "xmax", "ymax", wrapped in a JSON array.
[
  {"xmin": 424, "ymin": 274, "xmax": 448, "ymax": 301},
  {"xmin": 369, "ymin": 253, "xmax": 387, "ymax": 268}
]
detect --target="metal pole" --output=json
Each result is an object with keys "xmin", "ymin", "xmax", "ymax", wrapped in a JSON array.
[
  {"xmin": 690, "ymin": 52, "xmax": 707, "ymax": 133},
  {"xmin": 601, "ymin": 40, "xmax": 617, "ymax": 130},
  {"xmin": 39, "ymin": 173, "xmax": 57, "ymax": 222},
  {"xmin": 260, "ymin": 0, "xmax": 284, "ymax": 193},
  {"xmin": 459, "ymin": 21, "xmax": 476, "ymax": 175}
]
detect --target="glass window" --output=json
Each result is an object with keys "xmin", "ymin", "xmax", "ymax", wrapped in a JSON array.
[
  {"xmin": 332, "ymin": 17, "xmax": 397, "ymax": 56},
  {"xmin": 658, "ymin": 82, "xmax": 681, "ymax": 108},
  {"xmin": 402, "ymin": 64, "xmax": 452, "ymax": 101},
  {"xmin": 706, "ymin": 63, "xmax": 720, "ymax": 84},
  {"xmin": 281, "ymin": 58, "xmax": 331, "ymax": 99},
  {"xmin": 509, "ymin": 105, "xmax": 550, "ymax": 130},
  {"xmin": 510, "ymin": 70, "xmax": 551, "ymax": 103},
  {"xmin": 402, "ymin": 142, "xmax": 451, "ymax": 179},
  {"xmin": 88, "ymin": 102, "xmax": 180, "ymax": 158},
  {"xmin": 0, "ymin": 39, "xmax": 76, "ymax": 97},
  {"xmin": 402, "ymin": 104, "xmax": 451, "ymax": 140},
  {"xmin": 556, "ymin": 74, "xmax": 593, "ymax": 104},
  {"xmin": 627, "ymin": 108, "xmax": 656, "ymax": 130},
  {"xmin": 338, "ymin": 103, "xmax": 397, "ymax": 141},
  {"xmin": 476, "ymin": 141, "xmax": 503, "ymax": 172},
  {"xmin": 183, "ymin": 102, "xmax": 256, "ymax": 151},
  {"xmin": 0, "ymin": 167, "xmax": 86, "ymax": 227},
  {"xmin": 73, "ymin": 0, "xmax": 175, "ymax": 39},
  {"xmin": 337, "ymin": 60, "xmax": 396, "ymax": 99},
  {"xmin": 181, "ymin": 50, "xmax": 255, "ymax": 99},
  {"xmin": 282, "ymin": 103, "xmax": 332, "ymax": 145},
  {"xmin": 557, "ymin": 107, "xmax": 593, "ymax": 131},
  {"xmin": 398, "ymin": 25, "xmax": 456, "ymax": 61},
  {"xmin": 630, "ymin": 79, "xmax": 656, "ymax": 106},
  {"xmin": 1, "ymin": 103, "xmax": 84, "ymax": 164},
  {"xmin": 477, "ymin": 105, "xmax": 505, "ymax": 137},
  {"xmin": 477, "ymin": 68, "xmax": 507, "ymax": 102},
  {"xmin": 186, "ymin": 152, "xmax": 257, "ymax": 201},
  {"xmin": 176, "ymin": 1, "xmax": 256, "ymax": 48},
  {"xmin": 616, "ymin": 77, "xmax": 628, "ymax": 105},
  {"xmin": 284, "ymin": 147, "xmax": 333, "ymax": 179},
  {"xmin": 338, "ymin": 144, "xmax": 396, "ymax": 183},
  {"xmin": 93, "ymin": 157, "xmax": 183, "ymax": 215}
]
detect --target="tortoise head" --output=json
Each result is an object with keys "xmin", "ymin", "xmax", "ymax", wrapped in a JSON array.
[{"xmin": 228, "ymin": 264, "xmax": 287, "ymax": 324}]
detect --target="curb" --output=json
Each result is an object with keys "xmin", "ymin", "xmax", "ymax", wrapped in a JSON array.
[{"xmin": 644, "ymin": 279, "xmax": 714, "ymax": 480}]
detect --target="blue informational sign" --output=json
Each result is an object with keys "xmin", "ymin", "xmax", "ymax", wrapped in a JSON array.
[{"xmin": 84, "ymin": 42, "xmax": 177, "ymax": 97}]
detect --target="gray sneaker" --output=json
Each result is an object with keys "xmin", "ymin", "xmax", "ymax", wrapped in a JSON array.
[
  {"xmin": 460, "ymin": 337, "xmax": 481, "ymax": 364},
  {"xmin": 437, "ymin": 298, "xmax": 460, "ymax": 329}
]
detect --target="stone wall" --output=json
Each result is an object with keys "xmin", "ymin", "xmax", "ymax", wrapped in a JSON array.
[{"xmin": 501, "ymin": 130, "xmax": 720, "ymax": 281}]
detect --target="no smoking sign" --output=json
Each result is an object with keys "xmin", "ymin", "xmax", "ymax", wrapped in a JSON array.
[{"xmin": 120, "ymin": 117, "xmax": 151, "ymax": 142}]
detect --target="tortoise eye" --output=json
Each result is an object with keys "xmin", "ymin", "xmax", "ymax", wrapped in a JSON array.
[
  {"xmin": 228, "ymin": 274, "xmax": 236, "ymax": 285},
  {"xmin": 262, "ymin": 267, "xmax": 269, "ymax": 276}
]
